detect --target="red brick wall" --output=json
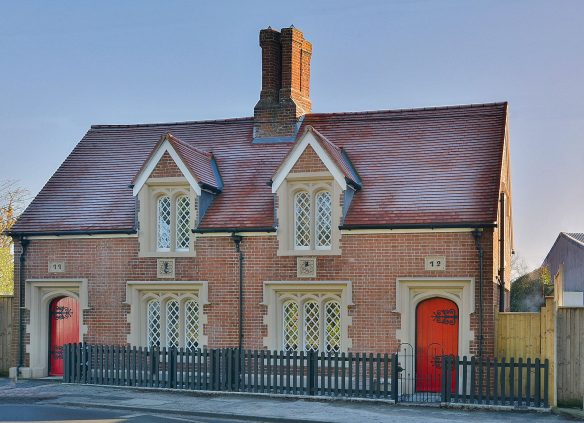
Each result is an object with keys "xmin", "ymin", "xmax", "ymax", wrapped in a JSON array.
[
  {"xmin": 290, "ymin": 146, "xmax": 327, "ymax": 173},
  {"xmin": 150, "ymin": 152, "xmax": 183, "ymax": 178},
  {"xmin": 254, "ymin": 27, "xmax": 312, "ymax": 139},
  {"xmin": 11, "ymin": 229, "xmax": 497, "ymax": 367}
]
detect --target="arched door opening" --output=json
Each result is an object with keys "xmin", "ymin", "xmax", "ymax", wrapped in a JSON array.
[
  {"xmin": 48, "ymin": 296, "xmax": 80, "ymax": 376},
  {"xmin": 415, "ymin": 297, "xmax": 459, "ymax": 392}
]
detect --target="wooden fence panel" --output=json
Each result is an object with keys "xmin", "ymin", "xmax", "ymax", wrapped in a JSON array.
[
  {"xmin": 0, "ymin": 296, "xmax": 13, "ymax": 374},
  {"xmin": 496, "ymin": 296, "xmax": 555, "ymax": 406},
  {"xmin": 557, "ymin": 307, "xmax": 584, "ymax": 407}
]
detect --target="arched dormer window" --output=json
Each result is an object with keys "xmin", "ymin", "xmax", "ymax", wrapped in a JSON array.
[
  {"xmin": 293, "ymin": 189, "xmax": 332, "ymax": 251},
  {"xmin": 315, "ymin": 191, "xmax": 332, "ymax": 249},
  {"xmin": 176, "ymin": 195, "xmax": 191, "ymax": 251},
  {"xmin": 157, "ymin": 196, "xmax": 171, "ymax": 251},
  {"xmin": 151, "ymin": 189, "xmax": 197, "ymax": 255}
]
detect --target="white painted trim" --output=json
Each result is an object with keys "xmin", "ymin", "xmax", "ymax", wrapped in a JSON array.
[
  {"xmin": 133, "ymin": 139, "xmax": 201, "ymax": 196},
  {"xmin": 272, "ymin": 131, "xmax": 347, "ymax": 193},
  {"xmin": 194, "ymin": 232, "xmax": 277, "ymax": 237},
  {"xmin": 341, "ymin": 228, "xmax": 476, "ymax": 235},
  {"xmin": 22, "ymin": 227, "xmax": 475, "ymax": 240},
  {"xmin": 24, "ymin": 234, "xmax": 138, "ymax": 240}
]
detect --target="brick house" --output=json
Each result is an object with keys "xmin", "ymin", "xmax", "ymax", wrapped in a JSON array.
[{"xmin": 9, "ymin": 26, "xmax": 513, "ymax": 380}]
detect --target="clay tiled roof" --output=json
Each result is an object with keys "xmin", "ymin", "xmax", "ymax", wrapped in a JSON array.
[
  {"xmin": 305, "ymin": 126, "xmax": 361, "ymax": 188},
  {"xmin": 132, "ymin": 133, "xmax": 222, "ymax": 192},
  {"xmin": 11, "ymin": 102, "xmax": 507, "ymax": 234}
]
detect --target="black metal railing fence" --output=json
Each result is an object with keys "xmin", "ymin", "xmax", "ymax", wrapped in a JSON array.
[{"xmin": 63, "ymin": 344, "xmax": 549, "ymax": 408}]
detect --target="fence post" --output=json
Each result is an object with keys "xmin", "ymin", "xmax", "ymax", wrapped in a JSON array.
[
  {"xmin": 441, "ymin": 355, "xmax": 448, "ymax": 403},
  {"xmin": 169, "ymin": 347, "xmax": 177, "ymax": 388},
  {"xmin": 544, "ymin": 359, "xmax": 549, "ymax": 408},
  {"xmin": 307, "ymin": 351, "xmax": 317, "ymax": 396},
  {"xmin": 63, "ymin": 344, "xmax": 69, "ymax": 382},
  {"xmin": 391, "ymin": 353, "xmax": 399, "ymax": 402}
]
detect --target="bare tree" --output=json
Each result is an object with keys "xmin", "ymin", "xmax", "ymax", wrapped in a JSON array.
[
  {"xmin": 510, "ymin": 252, "xmax": 530, "ymax": 282},
  {"xmin": 0, "ymin": 180, "xmax": 29, "ymax": 294}
]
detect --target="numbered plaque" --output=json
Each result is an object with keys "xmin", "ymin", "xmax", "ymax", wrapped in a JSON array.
[
  {"xmin": 48, "ymin": 261, "xmax": 66, "ymax": 273},
  {"xmin": 425, "ymin": 256, "xmax": 446, "ymax": 271}
]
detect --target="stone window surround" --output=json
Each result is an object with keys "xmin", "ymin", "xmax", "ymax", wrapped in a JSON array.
[
  {"xmin": 11, "ymin": 278, "xmax": 89, "ymax": 379},
  {"xmin": 138, "ymin": 177, "xmax": 198, "ymax": 258},
  {"xmin": 276, "ymin": 173, "xmax": 342, "ymax": 256},
  {"xmin": 394, "ymin": 277, "xmax": 475, "ymax": 358},
  {"xmin": 282, "ymin": 294, "xmax": 341, "ymax": 352},
  {"xmin": 125, "ymin": 281, "xmax": 209, "ymax": 348},
  {"xmin": 144, "ymin": 292, "xmax": 200, "ymax": 348},
  {"xmin": 262, "ymin": 281, "xmax": 353, "ymax": 351}
]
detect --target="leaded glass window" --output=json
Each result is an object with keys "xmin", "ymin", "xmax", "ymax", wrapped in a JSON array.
[
  {"xmin": 325, "ymin": 301, "xmax": 341, "ymax": 353},
  {"xmin": 166, "ymin": 300, "xmax": 180, "ymax": 348},
  {"xmin": 294, "ymin": 191, "xmax": 311, "ymax": 249},
  {"xmin": 303, "ymin": 301, "xmax": 320, "ymax": 352},
  {"xmin": 282, "ymin": 301, "xmax": 300, "ymax": 351},
  {"xmin": 176, "ymin": 195, "xmax": 191, "ymax": 251},
  {"xmin": 157, "ymin": 196, "xmax": 171, "ymax": 251},
  {"xmin": 291, "ymin": 188, "xmax": 333, "ymax": 251},
  {"xmin": 147, "ymin": 299, "xmax": 161, "ymax": 347},
  {"xmin": 279, "ymin": 294, "xmax": 343, "ymax": 352},
  {"xmin": 315, "ymin": 191, "xmax": 332, "ymax": 249},
  {"xmin": 185, "ymin": 299, "xmax": 200, "ymax": 349}
]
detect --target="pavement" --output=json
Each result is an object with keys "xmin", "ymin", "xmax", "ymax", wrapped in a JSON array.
[
  {"xmin": 0, "ymin": 378, "xmax": 579, "ymax": 422},
  {"xmin": 0, "ymin": 404, "xmax": 277, "ymax": 422}
]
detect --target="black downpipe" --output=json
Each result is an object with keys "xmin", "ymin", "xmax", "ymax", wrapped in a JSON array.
[
  {"xmin": 473, "ymin": 229, "xmax": 484, "ymax": 358},
  {"xmin": 17, "ymin": 237, "xmax": 30, "ymax": 376},
  {"xmin": 499, "ymin": 193, "xmax": 506, "ymax": 312},
  {"xmin": 232, "ymin": 234, "xmax": 244, "ymax": 350}
]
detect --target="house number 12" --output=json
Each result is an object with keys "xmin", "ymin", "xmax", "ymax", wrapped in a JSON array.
[{"xmin": 425, "ymin": 256, "xmax": 446, "ymax": 271}]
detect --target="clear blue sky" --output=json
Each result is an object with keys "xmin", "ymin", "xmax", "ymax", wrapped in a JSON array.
[{"xmin": 1, "ymin": 0, "xmax": 583, "ymax": 270}]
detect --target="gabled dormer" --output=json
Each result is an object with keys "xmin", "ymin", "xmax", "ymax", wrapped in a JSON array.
[
  {"xmin": 131, "ymin": 132, "xmax": 222, "ymax": 257},
  {"xmin": 271, "ymin": 126, "xmax": 361, "ymax": 256}
]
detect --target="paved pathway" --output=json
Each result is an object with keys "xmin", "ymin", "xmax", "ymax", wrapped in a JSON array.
[{"xmin": 0, "ymin": 378, "xmax": 575, "ymax": 423}]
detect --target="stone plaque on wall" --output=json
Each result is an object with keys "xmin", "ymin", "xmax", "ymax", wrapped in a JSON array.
[
  {"xmin": 157, "ymin": 259, "xmax": 175, "ymax": 278},
  {"xmin": 48, "ymin": 261, "xmax": 66, "ymax": 273},
  {"xmin": 297, "ymin": 257, "xmax": 316, "ymax": 278},
  {"xmin": 425, "ymin": 256, "xmax": 446, "ymax": 271}
]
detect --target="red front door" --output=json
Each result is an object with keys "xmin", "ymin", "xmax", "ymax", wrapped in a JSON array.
[
  {"xmin": 416, "ymin": 297, "xmax": 458, "ymax": 392},
  {"xmin": 49, "ymin": 296, "xmax": 79, "ymax": 376}
]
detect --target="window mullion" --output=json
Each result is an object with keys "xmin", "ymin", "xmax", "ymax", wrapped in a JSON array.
[
  {"xmin": 310, "ymin": 192, "xmax": 316, "ymax": 250},
  {"xmin": 319, "ymin": 300, "xmax": 325, "ymax": 352},
  {"xmin": 179, "ymin": 298, "xmax": 185, "ymax": 348},
  {"xmin": 160, "ymin": 300, "xmax": 167, "ymax": 347},
  {"xmin": 170, "ymin": 195, "xmax": 176, "ymax": 252},
  {"xmin": 299, "ymin": 299, "xmax": 305, "ymax": 351}
]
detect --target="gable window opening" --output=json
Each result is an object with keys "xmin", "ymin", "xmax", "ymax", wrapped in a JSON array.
[
  {"xmin": 155, "ymin": 192, "xmax": 195, "ymax": 253},
  {"xmin": 281, "ymin": 297, "xmax": 341, "ymax": 353},
  {"xmin": 294, "ymin": 189, "xmax": 332, "ymax": 251},
  {"xmin": 146, "ymin": 295, "xmax": 201, "ymax": 349}
]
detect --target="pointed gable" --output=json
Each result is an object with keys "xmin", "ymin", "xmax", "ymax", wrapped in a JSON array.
[
  {"xmin": 131, "ymin": 132, "xmax": 223, "ymax": 196},
  {"xmin": 271, "ymin": 126, "xmax": 361, "ymax": 193},
  {"xmin": 290, "ymin": 145, "xmax": 328, "ymax": 173},
  {"xmin": 150, "ymin": 151, "xmax": 184, "ymax": 178}
]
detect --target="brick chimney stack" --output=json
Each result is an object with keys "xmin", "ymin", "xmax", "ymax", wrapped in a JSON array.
[{"xmin": 254, "ymin": 26, "xmax": 312, "ymax": 140}]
